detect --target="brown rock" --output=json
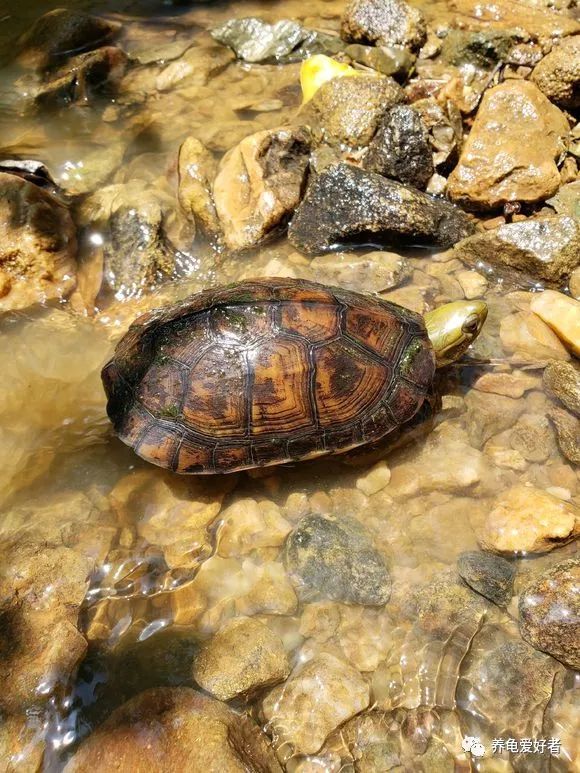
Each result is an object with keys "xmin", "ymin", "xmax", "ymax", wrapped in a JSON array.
[
  {"xmin": 500, "ymin": 312, "xmax": 570, "ymax": 362},
  {"xmin": 474, "ymin": 371, "xmax": 538, "ymax": 399},
  {"xmin": 509, "ymin": 415, "xmax": 555, "ymax": 462},
  {"xmin": 64, "ymin": 687, "xmax": 282, "ymax": 772},
  {"xmin": 302, "ymin": 74, "xmax": 404, "ymax": 148},
  {"xmin": 519, "ymin": 557, "xmax": 579, "ymax": 670},
  {"xmin": 452, "ymin": 217, "xmax": 580, "ymax": 285},
  {"xmin": 0, "ymin": 714, "xmax": 45, "ymax": 772},
  {"xmin": 262, "ymin": 653, "xmax": 370, "ymax": 755},
  {"xmin": 445, "ymin": 0, "xmax": 580, "ymax": 40},
  {"xmin": 341, "ymin": 0, "xmax": 427, "ymax": 52},
  {"xmin": 192, "ymin": 617, "xmax": 290, "ymax": 701},
  {"xmin": 543, "ymin": 360, "xmax": 580, "ymax": 417},
  {"xmin": 530, "ymin": 290, "xmax": 580, "ymax": 357},
  {"xmin": 213, "ymin": 127, "xmax": 311, "ymax": 251},
  {"xmin": 0, "ymin": 172, "xmax": 77, "ymax": 312},
  {"xmin": 447, "ymin": 81, "xmax": 569, "ymax": 210},
  {"xmin": 478, "ymin": 484, "xmax": 579, "ymax": 554},
  {"xmin": 216, "ymin": 498, "xmax": 291, "ymax": 557},
  {"xmin": 177, "ymin": 137, "xmax": 220, "ymax": 237},
  {"xmin": 532, "ymin": 36, "xmax": 580, "ymax": 110},
  {"xmin": 548, "ymin": 406, "xmax": 580, "ymax": 464},
  {"xmin": 310, "ymin": 250, "xmax": 411, "ymax": 293}
]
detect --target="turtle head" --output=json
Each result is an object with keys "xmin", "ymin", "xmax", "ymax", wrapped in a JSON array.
[{"xmin": 424, "ymin": 300, "xmax": 487, "ymax": 367}]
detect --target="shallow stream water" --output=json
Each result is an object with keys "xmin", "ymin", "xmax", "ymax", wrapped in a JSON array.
[{"xmin": 0, "ymin": 0, "xmax": 578, "ymax": 771}]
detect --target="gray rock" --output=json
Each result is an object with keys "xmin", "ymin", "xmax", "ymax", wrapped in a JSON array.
[
  {"xmin": 543, "ymin": 360, "xmax": 580, "ymax": 417},
  {"xmin": 17, "ymin": 8, "xmax": 120, "ymax": 71},
  {"xmin": 546, "ymin": 181, "xmax": 580, "ymax": 220},
  {"xmin": 452, "ymin": 216, "xmax": 580, "ymax": 285},
  {"xmin": 441, "ymin": 29, "xmax": 524, "ymax": 68},
  {"xmin": 457, "ymin": 551, "xmax": 515, "ymax": 606},
  {"xmin": 341, "ymin": 0, "xmax": 427, "ymax": 52},
  {"xmin": 283, "ymin": 514, "xmax": 391, "ymax": 606},
  {"xmin": 519, "ymin": 557, "xmax": 580, "ymax": 670},
  {"xmin": 344, "ymin": 43, "xmax": 415, "ymax": 79},
  {"xmin": 302, "ymin": 74, "xmax": 404, "ymax": 148},
  {"xmin": 288, "ymin": 163, "xmax": 475, "ymax": 256},
  {"xmin": 364, "ymin": 104, "xmax": 434, "ymax": 190}
]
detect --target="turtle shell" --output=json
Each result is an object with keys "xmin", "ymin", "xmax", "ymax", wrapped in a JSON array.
[{"xmin": 102, "ymin": 278, "xmax": 436, "ymax": 474}]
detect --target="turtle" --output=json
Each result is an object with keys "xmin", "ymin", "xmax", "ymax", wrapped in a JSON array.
[{"xmin": 102, "ymin": 277, "xmax": 487, "ymax": 474}]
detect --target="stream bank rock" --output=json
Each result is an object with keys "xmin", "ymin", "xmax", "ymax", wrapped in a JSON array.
[
  {"xmin": 192, "ymin": 617, "xmax": 290, "ymax": 701},
  {"xmin": 63, "ymin": 687, "xmax": 282, "ymax": 772},
  {"xmin": 341, "ymin": 0, "xmax": 427, "ymax": 52},
  {"xmin": 17, "ymin": 8, "xmax": 120, "ymax": 71},
  {"xmin": 302, "ymin": 74, "xmax": 404, "ymax": 148},
  {"xmin": 447, "ymin": 81, "xmax": 569, "ymax": 210},
  {"xmin": 262, "ymin": 653, "xmax": 370, "ymax": 755},
  {"xmin": 457, "ymin": 551, "xmax": 515, "ymax": 606},
  {"xmin": 452, "ymin": 216, "xmax": 580, "ymax": 285},
  {"xmin": 364, "ymin": 104, "xmax": 434, "ymax": 189},
  {"xmin": 213, "ymin": 127, "xmax": 311, "ymax": 251},
  {"xmin": 519, "ymin": 558, "xmax": 579, "ymax": 670},
  {"xmin": 177, "ymin": 137, "xmax": 220, "ymax": 238},
  {"xmin": 0, "ymin": 171, "xmax": 77, "ymax": 312},
  {"xmin": 532, "ymin": 36, "xmax": 580, "ymax": 110},
  {"xmin": 284, "ymin": 514, "xmax": 391, "ymax": 605},
  {"xmin": 288, "ymin": 163, "xmax": 474, "ymax": 256}
]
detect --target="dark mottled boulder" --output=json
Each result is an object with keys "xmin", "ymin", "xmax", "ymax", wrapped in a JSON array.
[
  {"xmin": 543, "ymin": 360, "xmax": 580, "ymax": 417},
  {"xmin": 283, "ymin": 514, "xmax": 391, "ymax": 606},
  {"xmin": 17, "ymin": 8, "xmax": 120, "ymax": 71},
  {"xmin": 364, "ymin": 104, "xmax": 433, "ymax": 190},
  {"xmin": 288, "ymin": 163, "xmax": 475, "ymax": 256},
  {"xmin": 341, "ymin": 0, "xmax": 426, "ymax": 52},
  {"xmin": 441, "ymin": 29, "xmax": 524, "ymax": 68},
  {"xmin": 519, "ymin": 557, "xmax": 579, "ymax": 670},
  {"xmin": 457, "ymin": 551, "xmax": 515, "ymax": 606},
  {"xmin": 302, "ymin": 74, "xmax": 404, "ymax": 148},
  {"xmin": 452, "ymin": 216, "xmax": 580, "ymax": 285},
  {"xmin": 547, "ymin": 406, "xmax": 580, "ymax": 464}
]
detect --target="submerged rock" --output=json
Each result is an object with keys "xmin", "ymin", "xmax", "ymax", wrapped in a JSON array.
[
  {"xmin": 17, "ymin": 8, "xmax": 120, "ymax": 71},
  {"xmin": 532, "ymin": 36, "xmax": 580, "ymax": 110},
  {"xmin": 192, "ymin": 617, "xmax": 290, "ymax": 701},
  {"xmin": 0, "ymin": 171, "xmax": 77, "ymax": 312},
  {"xmin": 213, "ymin": 127, "xmax": 311, "ymax": 251},
  {"xmin": 262, "ymin": 653, "xmax": 370, "ymax": 755},
  {"xmin": 64, "ymin": 687, "xmax": 282, "ymax": 772},
  {"xmin": 310, "ymin": 250, "xmax": 411, "ymax": 292},
  {"xmin": 447, "ymin": 81, "xmax": 569, "ymax": 210},
  {"xmin": 457, "ymin": 551, "xmax": 515, "ymax": 606},
  {"xmin": 344, "ymin": 43, "xmax": 415, "ymax": 79},
  {"xmin": 530, "ymin": 290, "xmax": 580, "ymax": 357},
  {"xmin": 364, "ymin": 104, "xmax": 434, "ymax": 190},
  {"xmin": 177, "ymin": 136, "xmax": 220, "ymax": 238},
  {"xmin": 519, "ymin": 557, "xmax": 579, "ymax": 670},
  {"xmin": 500, "ymin": 311, "xmax": 571, "ymax": 362},
  {"xmin": 341, "ymin": 0, "xmax": 427, "ymax": 52},
  {"xmin": 283, "ymin": 514, "xmax": 391, "ymax": 606},
  {"xmin": 452, "ymin": 217, "xmax": 580, "ymax": 285},
  {"xmin": 548, "ymin": 406, "xmax": 580, "ymax": 464},
  {"xmin": 441, "ymin": 29, "xmax": 524, "ymax": 68},
  {"xmin": 288, "ymin": 163, "xmax": 474, "ymax": 256},
  {"xmin": 544, "ymin": 360, "xmax": 580, "ymax": 417},
  {"xmin": 478, "ymin": 484, "xmax": 579, "ymax": 554},
  {"xmin": 211, "ymin": 17, "xmax": 310, "ymax": 62},
  {"xmin": 303, "ymin": 74, "xmax": 404, "ymax": 148}
]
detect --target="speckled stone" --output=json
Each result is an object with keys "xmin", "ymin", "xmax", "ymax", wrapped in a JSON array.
[
  {"xmin": 457, "ymin": 550, "xmax": 515, "ymax": 606},
  {"xmin": 519, "ymin": 557, "xmax": 580, "ymax": 670},
  {"xmin": 544, "ymin": 360, "xmax": 580, "ymax": 417}
]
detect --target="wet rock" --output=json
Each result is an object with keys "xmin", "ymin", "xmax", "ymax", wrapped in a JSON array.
[
  {"xmin": 532, "ymin": 36, "xmax": 580, "ymax": 110},
  {"xmin": 457, "ymin": 551, "xmax": 515, "ymax": 606},
  {"xmin": 441, "ymin": 29, "xmax": 524, "ymax": 68},
  {"xmin": 344, "ymin": 43, "xmax": 415, "ymax": 79},
  {"xmin": 177, "ymin": 136, "xmax": 220, "ymax": 238},
  {"xmin": 364, "ymin": 104, "xmax": 434, "ymax": 190},
  {"xmin": 548, "ymin": 406, "xmax": 580, "ymax": 464},
  {"xmin": 211, "ymin": 17, "xmax": 310, "ymax": 63},
  {"xmin": 341, "ymin": 0, "xmax": 427, "ymax": 52},
  {"xmin": 0, "ymin": 171, "xmax": 76, "ymax": 312},
  {"xmin": 289, "ymin": 163, "xmax": 474, "ymax": 256},
  {"xmin": 262, "ymin": 653, "xmax": 370, "ymax": 755},
  {"xmin": 530, "ymin": 290, "xmax": 580, "ymax": 357},
  {"xmin": 310, "ymin": 250, "xmax": 411, "ymax": 293},
  {"xmin": 474, "ymin": 371, "xmax": 538, "ymax": 399},
  {"xmin": 0, "ymin": 714, "xmax": 45, "ymax": 772},
  {"xmin": 213, "ymin": 127, "xmax": 311, "ymax": 252},
  {"xmin": 544, "ymin": 361, "xmax": 580, "ymax": 416},
  {"xmin": 356, "ymin": 461, "xmax": 392, "ymax": 496},
  {"xmin": 17, "ymin": 8, "xmax": 120, "ymax": 71},
  {"xmin": 283, "ymin": 514, "xmax": 391, "ymax": 606},
  {"xmin": 64, "ymin": 687, "xmax": 282, "ymax": 772},
  {"xmin": 500, "ymin": 311, "xmax": 571, "ymax": 362},
  {"xmin": 509, "ymin": 415, "xmax": 555, "ymax": 462},
  {"xmin": 448, "ymin": 0, "xmax": 580, "ymax": 41},
  {"xmin": 216, "ymin": 498, "xmax": 291, "ymax": 557},
  {"xmin": 547, "ymin": 180, "xmax": 580, "ymax": 220},
  {"xmin": 519, "ymin": 557, "xmax": 579, "ymax": 670},
  {"xmin": 478, "ymin": 484, "xmax": 579, "ymax": 554},
  {"xmin": 455, "ymin": 269, "xmax": 487, "ymax": 300},
  {"xmin": 453, "ymin": 217, "xmax": 580, "ymax": 286},
  {"xmin": 33, "ymin": 46, "xmax": 128, "ymax": 109},
  {"xmin": 464, "ymin": 391, "xmax": 524, "ymax": 447},
  {"xmin": 447, "ymin": 81, "xmax": 569, "ymax": 211},
  {"xmin": 302, "ymin": 74, "xmax": 404, "ymax": 148},
  {"xmin": 192, "ymin": 617, "xmax": 290, "ymax": 701},
  {"xmin": 413, "ymin": 98, "xmax": 462, "ymax": 172}
]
